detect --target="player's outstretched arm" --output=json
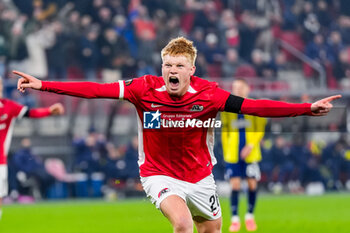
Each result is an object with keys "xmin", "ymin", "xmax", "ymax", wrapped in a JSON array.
[
  {"xmin": 240, "ymin": 95, "xmax": 341, "ymax": 117},
  {"xmin": 13, "ymin": 70, "xmax": 120, "ymax": 99},
  {"xmin": 27, "ymin": 103, "xmax": 65, "ymax": 118}
]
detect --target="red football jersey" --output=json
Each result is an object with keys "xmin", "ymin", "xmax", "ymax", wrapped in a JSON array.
[
  {"xmin": 41, "ymin": 75, "xmax": 230, "ymax": 183},
  {"xmin": 0, "ymin": 99, "xmax": 27, "ymax": 164},
  {"xmin": 121, "ymin": 75, "xmax": 230, "ymax": 183}
]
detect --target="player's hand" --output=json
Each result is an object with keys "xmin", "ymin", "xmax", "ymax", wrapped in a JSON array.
[
  {"xmin": 13, "ymin": 70, "xmax": 42, "ymax": 93},
  {"xmin": 240, "ymin": 145, "xmax": 253, "ymax": 159},
  {"xmin": 310, "ymin": 95, "xmax": 341, "ymax": 116},
  {"xmin": 49, "ymin": 103, "xmax": 64, "ymax": 115}
]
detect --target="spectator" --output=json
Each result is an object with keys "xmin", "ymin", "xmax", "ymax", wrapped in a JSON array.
[
  {"xmin": 332, "ymin": 48, "xmax": 350, "ymax": 83},
  {"xmin": 316, "ymin": 0, "xmax": 332, "ymax": 31},
  {"xmin": 99, "ymin": 27, "xmax": 130, "ymax": 81},
  {"xmin": 96, "ymin": 6, "xmax": 113, "ymax": 31},
  {"xmin": 203, "ymin": 33, "xmax": 225, "ymax": 64},
  {"xmin": 289, "ymin": 135, "xmax": 311, "ymax": 187},
  {"xmin": 0, "ymin": 35, "xmax": 7, "ymax": 78},
  {"xmin": 251, "ymin": 49, "xmax": 277, "ymax": 79},
  {"xmin": 194, "ymin": 53, "xmax": 208, "ymax": 77},
  {"xmin": 222, "ymin": 48, "xmax": 245, "ymax": 78},
  {"xmin": 101, "ymin": 142, "xmax": 127, "ymax": 182},
  {"xmin": 72, "ymin": 130, "xmax": 107, "ymax": 175},
  {"xmin": 238, "ymin": 11, "xmax": 260, "ymax": 61},
  {"xmin": 79, "ymin": 26, "xmax": 100, "ymax": 81},
  {"xmin": 123, "ymin": 136, "xmax": 139, "ymax": 180},
  {"xmin": 217, "ymin": 9, "xmax": 239, "ymax": 49},
  {"xmin": 113, "ymin": 14, "xmax": 138, "ymax": 59},
  {"xmin": 47, "ymin": 20, "xmax": 69, "ymax": 80},
  {"xmin": 190, "ymin": 27, "xmax": 207, "ymax": 53},
  {"xmin": 132, "ymin": 4, "xmax": 156, "ymax": 64},
  {"xmin": 298, "ymin": 1, "xmax": 320, "ymax": 42},
  {"xmin": 267, "ymin": 136, "xmax": 290, "ymax": 184},
  {"xmin": 326, "ymin": 30, "xmax": 344, "ymax": 65},
  {"xmin": 322, "ymin": 137, "xmax": 347, "ymax": 189},
  {"xmin": 12, "ymin": 138, "xmax": 56, "ymax": 198},
  {"xmin": 305, "ymin": 34, "xmax": 333, "ymax": 67}
]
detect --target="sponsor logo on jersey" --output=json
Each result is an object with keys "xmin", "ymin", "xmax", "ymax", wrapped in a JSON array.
[
  {"xmin": 143, "ymin": 111, "xmax": 222, "ymax": 129},
  {"xmin": 162, "ymin": 118, "xmax": 221, "ymax": 128},
  {"xmin": 151, "ymin": 103, "xmax": 163, "ymax": 108},
  {"xmin": 158, "ymin": 188, "xmax": 169, "ymax": 198},
  {"xmin": 125, "ymin": 79, "xmax": 133, "ymax": 86},
  {"xmin": 143, "ymin": 110, "xmax": 161, "ymax": 129},
  {"xmin": 190, "ymin": 105, "xmax": 203, "ymax": 112}
]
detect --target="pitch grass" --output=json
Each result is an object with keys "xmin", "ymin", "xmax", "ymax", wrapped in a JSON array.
[{"xmin": 1, "ymin": 193, "xmax": 349, "ymax": 233}]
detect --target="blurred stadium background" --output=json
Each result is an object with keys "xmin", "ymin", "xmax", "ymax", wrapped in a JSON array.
[{"xmin": 1, "ymin": 0, "xmax": 350, "ymax": 232}]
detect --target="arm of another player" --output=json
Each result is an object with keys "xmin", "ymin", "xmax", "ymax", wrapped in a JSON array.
[
  {"xmin": 240, "ymin": 117, "xmax": 267, "ymax": 159},
  {"xmin": 27, "ymin": 103, "xmax": 65, "ymax": 118},
  {"xmin": 13, "ymin": 70, "xmax": 120, "ymax": 99}
]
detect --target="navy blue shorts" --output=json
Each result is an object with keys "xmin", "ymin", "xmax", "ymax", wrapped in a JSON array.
[{"xmin": 225, "ymin": 161, "xmax": 261, "ymax": 180}]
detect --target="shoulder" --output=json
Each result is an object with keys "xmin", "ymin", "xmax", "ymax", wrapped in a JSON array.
[
  {"xmin": 190, "ymin": 76, "xmax": 220, "ymax": 96},
  {"xmin": 2, "ymin": 99, "xmax": 21, "ymax": 108},
  {"xmin": 191, "ymin": 76, "xmax": 218, "ymax": 90},
  {"xmin": 128, "ymin": 75, "xmax": 164, "ymax": 89}
]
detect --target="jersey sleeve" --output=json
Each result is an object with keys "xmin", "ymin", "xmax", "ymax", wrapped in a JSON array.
[
  {"xmin": 241, "ymin": 98, "xmax": 312, "ymax": 117},
  {"xmin": 41, "ymin": 81, "xmax": 122, "ymax": 99},
  {"xmin": 212, "ymin": 87, "xmax": 231, "ymax": 111},
  {"xmin": 8, "ymin": 100, "xmax": 28, "ymax": 119},
  {"xmin": 41, "ymin": 77, "xmax": 145, "ymax": 104},
  {"xmin": 122, "ymin": 77, "xmax": 146, "ymax": 104}
]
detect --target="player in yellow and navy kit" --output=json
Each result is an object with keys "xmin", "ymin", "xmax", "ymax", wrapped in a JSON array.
[{"xmin": 221, "ymin": 79, "xmax": 267, "ymax": 232}]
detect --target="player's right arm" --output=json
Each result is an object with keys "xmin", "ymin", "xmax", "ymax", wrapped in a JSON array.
[{"xmin": 13, "ymin": 70, "xmax": 122, "ymax": 99}]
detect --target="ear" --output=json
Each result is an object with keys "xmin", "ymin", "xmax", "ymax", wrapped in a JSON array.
[
  {"xmin": 246, "ymin": 84, "xmax": 251, "ymax": 93},
  {"xmin": 191, "ymin": 66, "xmax": 196, "ymax": 76}
]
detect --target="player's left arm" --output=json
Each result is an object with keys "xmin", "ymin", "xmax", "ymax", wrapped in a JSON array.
[
  {"xmin": 223, "ymin": 94, "xmax": 341, "ymax": 117},
  {"xmin": 25, "ymin": 103, "xmax": 64, "ymax": 118},
  {"xmin": 13, "ymin": 70, "xmax": 121, "ymax": 99}
]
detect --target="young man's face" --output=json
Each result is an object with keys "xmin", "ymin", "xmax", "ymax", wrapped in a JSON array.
[
  {"xmin": 232, "ymin": 80, "xmax": 250, "ymax": 98},
  {"xmin": 162, "ymin": 55, "xmax": 195, "ymax": 97}
]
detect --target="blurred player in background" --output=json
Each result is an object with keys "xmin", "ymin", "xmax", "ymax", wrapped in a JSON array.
[
  {"xmin": 221, "ymin": 79, "xmax": 267, "ymax": 232},
  {"xmin": 14, "ymin": 37, "xmax": 340, "ymax": 233},
  {"xmin": 0, "ymin": 78, "xmax": 64, "ymax": 220}
]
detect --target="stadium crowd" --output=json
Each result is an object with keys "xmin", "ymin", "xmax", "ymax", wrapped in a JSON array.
[
  {"xmin": 1, "ymin": 0, "xmax": 350, "ymax": 201},
  {"xmin": 0, "ymin": 0, "xmax": 350, "ymax": 88}
]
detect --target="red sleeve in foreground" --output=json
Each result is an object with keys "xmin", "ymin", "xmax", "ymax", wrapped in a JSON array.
[
  {"xmin": 28, "ymin": 108, "xmax": 51, "ymax": 118},
  {"xmin": 241, "ymin": 99, "xmax": 312, "ymax": 117},
  {"xmin": 41, "ymin": 81, "xmax": 120, "ymax": 99}
]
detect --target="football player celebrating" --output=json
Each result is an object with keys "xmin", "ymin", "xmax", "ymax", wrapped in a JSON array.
[{"xmin": 14, "ymin": 37, "xmax": 340, "ymax": 233}]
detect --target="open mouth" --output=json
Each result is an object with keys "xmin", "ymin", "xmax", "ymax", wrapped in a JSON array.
[{"xmin": 169, "ymin": 76, "xmax": 179, "ymax": 88}]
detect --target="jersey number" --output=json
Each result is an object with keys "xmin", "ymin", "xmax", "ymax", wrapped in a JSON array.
[{"xmin": 209, "ymin": 194, "xmax": 220, "ymax": 212}]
